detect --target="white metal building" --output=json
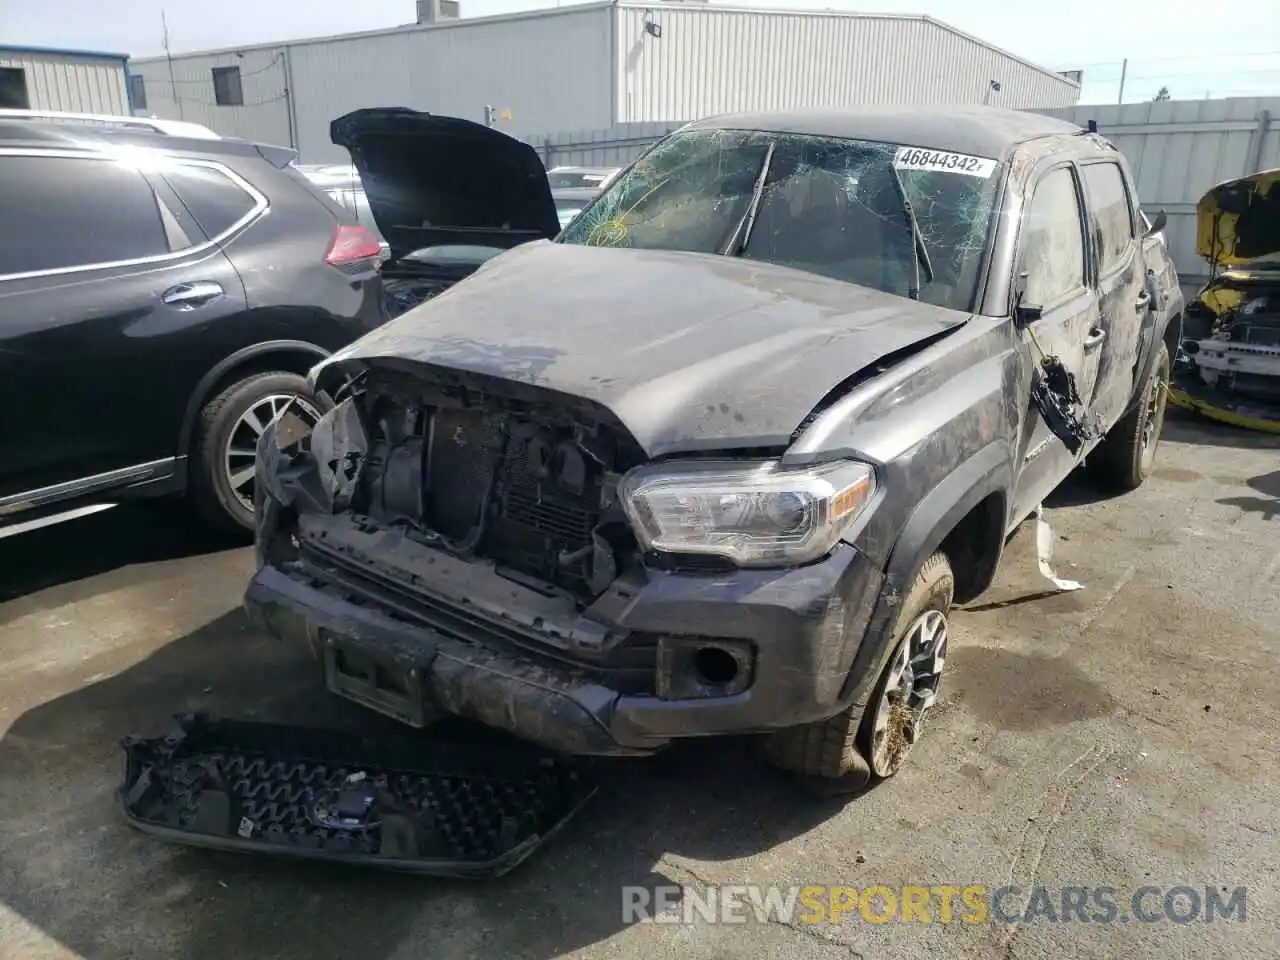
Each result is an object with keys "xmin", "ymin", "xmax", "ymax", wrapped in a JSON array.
[
  {"xmin": 0, "ymin": 45, "xmax": 132, "ymax": 115},
  {"xmin": 130, "ymin": 0, "xmax": 1082, "ymax": 163}
]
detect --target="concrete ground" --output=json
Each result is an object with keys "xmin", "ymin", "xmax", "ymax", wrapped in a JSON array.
[{"xmin": 1, "ymin": 409, "xmax": 1277, "ymax": 960}]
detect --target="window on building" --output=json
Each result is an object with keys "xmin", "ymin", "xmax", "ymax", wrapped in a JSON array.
[
  {"xmin": 163, "ymin": 165, "xmax": 259, "ymax": 237},
  {"xmin": 1082, "ymin": 162, "xmax": 1135, "ymax": 275},
  {"xmin": 211, "ymin": 66, "xmax": 243, "ymax": 107},
  {"xmin": 129, "ymin": 74, "xmax": 148, "ymax": 111},
  {"xmin": 1019, "ymin": 167, "xmax": 1086, "ymax": 308},
  {"xmin": 0, "ymin": 67, "xmax": 30, "ymax": 109},
  {"xmin": 0, "ymin": 156, "xmax": 170, "ymax": 275}
]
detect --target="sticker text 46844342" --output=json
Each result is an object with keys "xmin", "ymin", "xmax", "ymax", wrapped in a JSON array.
[{"xmin": 893, "ymin": 147, "xmax": 998, "ymax": 179}]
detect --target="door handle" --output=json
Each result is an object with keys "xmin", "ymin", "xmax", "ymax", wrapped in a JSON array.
[
  {"xmin": 1084, "ymin": 327, "xmax": 1107, "ymax": 351},
  {"xmin": 162, "ymin": 281, "xmax": 224, "ymax": 310}
]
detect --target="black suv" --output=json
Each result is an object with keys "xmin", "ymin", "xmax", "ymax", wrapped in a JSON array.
[{"xmin": 0, "ymin": 117, "xmax": 386, "ymax": 536}]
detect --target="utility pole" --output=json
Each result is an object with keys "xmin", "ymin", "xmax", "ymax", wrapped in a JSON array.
[
  {"xmin": 162, "ymin": 9, "xmax": 184, "ymax": 119},
  {"xmin": 1116, "ymin": 58, "xmax": 1127, "ymax": 104}
]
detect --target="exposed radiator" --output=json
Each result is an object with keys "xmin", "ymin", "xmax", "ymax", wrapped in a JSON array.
[{"xmin": 423, "ymin": 410, "xmax": 602, "ymax": 591}]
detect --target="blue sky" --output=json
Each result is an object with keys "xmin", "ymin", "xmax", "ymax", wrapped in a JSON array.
[{"xmin": 3, "ymin": 0, "xmax": 1278, "ymax": 104}]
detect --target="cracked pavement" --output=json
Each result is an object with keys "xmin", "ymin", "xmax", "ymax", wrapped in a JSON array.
[{"xmin": 0, "ymin": 409, "xmax": 1277, "ymax": 959}]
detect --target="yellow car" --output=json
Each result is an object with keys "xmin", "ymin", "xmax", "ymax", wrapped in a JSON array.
[{"xmin": 1170, "ymin": 168, "xmax": 1280, "ymax": 433}]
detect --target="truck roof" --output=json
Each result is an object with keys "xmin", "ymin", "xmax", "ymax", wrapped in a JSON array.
[{"xmin": 690, "ymin": 105, "xmax": 1085, "ymax": 160}]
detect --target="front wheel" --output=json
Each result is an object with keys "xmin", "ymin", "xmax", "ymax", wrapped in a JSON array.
[
  {"xmin": 1088, "ymin": 342, "xmax": 1170, "ymax": 491},
  {"xmin": 189, "ymin": 371, "xmax": 326, "ymax": 534},
  {"xmin": 764, "ymin": 551, "xmax": 954, "ymax": 789}
]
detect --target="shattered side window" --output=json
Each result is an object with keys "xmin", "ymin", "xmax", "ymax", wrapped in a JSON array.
[
  {"xmin": 558, "ymin": 128, "xmax": 1002, "ymax": 312},
  {"xmin": 1019, "ymin": 167, "xmax": 1087, "ymax": 308},
  {"xmin": 1082, "ymin": 162, "xmax": 1134, "ymax": 274}
]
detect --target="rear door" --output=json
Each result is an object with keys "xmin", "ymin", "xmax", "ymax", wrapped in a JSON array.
[
  {"xmin": 1079, "ymin": 159, "xmax": 1148, "ymax": 429},
  {"xmin": 0, "ymin": 150, "xmax": 249, "ymax": 503},
  {"xmin": 1011, "ymin": 162, "xmax": 1103, "ymax": 520}
]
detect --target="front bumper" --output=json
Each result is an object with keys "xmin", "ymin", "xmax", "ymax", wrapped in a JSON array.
[{"xmin": 245, "ymin": 517, "xmax": 883, "ymax": 758}]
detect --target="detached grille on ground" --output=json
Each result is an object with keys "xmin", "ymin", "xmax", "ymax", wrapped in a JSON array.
[{"xmin": 119, "ymin": 714, "xmax": 595, "ymax": 878}]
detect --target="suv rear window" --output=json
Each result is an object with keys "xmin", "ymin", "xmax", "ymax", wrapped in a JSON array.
[
  {"xmin": 162, "ymin": 165, "xmax": 259, "ymax": 238},
  {"xmin": 0, "ymin": 156, "xmax": 169, "ymax": 276}
]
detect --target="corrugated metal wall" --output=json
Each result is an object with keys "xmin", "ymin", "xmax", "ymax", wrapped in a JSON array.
[
  {"xmin": 0, "ymin": 50, "xmax": 129, "ymax": 114},
  {"xmin": 1038, "ymin": 97, "xmax": 1280, "ymax": 292},
  {"xmin": 128, "ymin": 4, "xmax": 1078, "ymax": 161},
  {"xmin": 130, "ymin": 47, "xmax": 293, "ymax": 146},
  {"xmin": 287, "ymin": 5, "xmax": 614, "ymax": 163},
  {"xmin": 612, "ymin": 5, "xmax": 1079, "ymax": 123}
]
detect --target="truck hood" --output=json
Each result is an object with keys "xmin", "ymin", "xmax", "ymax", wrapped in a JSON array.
[
  {"xmin": 314, "ymin": 242, "xmax": 970, "ymax": 458},
  {"xmin": 330, "ymin": 107, "xmax": 561, "ymax": 262},
  {"xmin": 1196, "ymin": 168, "xmax": 1280, "ymax": 270}
]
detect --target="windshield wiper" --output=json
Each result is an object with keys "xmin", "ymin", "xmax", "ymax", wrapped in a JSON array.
[
  {"xmin": 721, "ymin": 142, "xmax": 776, "ymax": 257},
  {"xmin": 888, "ymin": 165, "xmax": 935, "ymax": 300}
]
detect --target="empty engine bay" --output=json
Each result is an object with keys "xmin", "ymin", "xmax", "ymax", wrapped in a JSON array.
[{"xmin": 309, "ymin": 374, "xmax": 649, "ymax": 604}]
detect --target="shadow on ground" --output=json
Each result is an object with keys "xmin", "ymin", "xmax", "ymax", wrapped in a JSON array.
[
  {"xmin": 1216, "ymin": 469, "xmax": 1280, "ymax": 521},
  {"xmin": 0, "ymin": 604, "xmax": 849, "ymax": 960},
  {"xmin": 1160, "ymin": 406, "xmax": 1280, "ymax": 451},
  {"xmin": 0, "ymin": 502, "xmax": 242, "ymax": 607}
]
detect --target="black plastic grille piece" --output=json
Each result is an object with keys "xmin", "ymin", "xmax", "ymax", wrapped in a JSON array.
[{"xmin": 120, "ymin": 715, "xmax": 595, "ymax": 877}]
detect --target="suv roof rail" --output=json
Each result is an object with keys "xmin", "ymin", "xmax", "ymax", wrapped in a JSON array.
[{"xmin": 0, "ymin": 108, "xmax": 221, "ymax": 140}]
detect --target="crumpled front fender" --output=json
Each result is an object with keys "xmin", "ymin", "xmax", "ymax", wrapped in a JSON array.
[{"xmin": 253, "ymin": 398, "xmax": 372, "ymax": 568}]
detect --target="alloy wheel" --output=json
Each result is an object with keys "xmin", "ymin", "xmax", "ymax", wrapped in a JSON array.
[
  {"xmin": 869, "ymin": 608, "xmax": 949, "ymax": 777},
  {"xmin": 223, "ymin": 394, "xmax": 322, "ymax": 511},
  {"xmin": 1140, "ymin": 357, "xmax": 1170, "ymax": 462}
]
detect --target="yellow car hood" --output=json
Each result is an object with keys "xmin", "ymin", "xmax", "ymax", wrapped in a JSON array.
[{"xmin": 1196, "ymin": 168, "xmax": 1280, "ymax": 270}]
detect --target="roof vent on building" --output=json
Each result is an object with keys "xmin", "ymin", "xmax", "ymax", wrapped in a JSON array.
[{"xmin": 417, "ymin": 0, "xmax": 460, "ymax": 23}]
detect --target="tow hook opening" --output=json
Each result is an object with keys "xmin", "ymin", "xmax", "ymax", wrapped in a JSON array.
[
  {"xmin": 657, "ymin": 637, "xmax": 754, "ymax": 700},
  {"xmin": 695, "ymin": 646, "xmax": 741, "ymax": 686}
]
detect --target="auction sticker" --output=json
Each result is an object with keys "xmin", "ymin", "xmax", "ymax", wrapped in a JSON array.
[{"xmin": 894, "ymin": 147, "xmax": 997, "ymax": 178}]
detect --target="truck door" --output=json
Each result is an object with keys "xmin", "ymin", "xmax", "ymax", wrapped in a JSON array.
[
  {"xmin": 1079, "ymin": 159, "xmax": 1147, "ymax": 429},
  {"xmin": 1011, "ymin": 162, "xmax": 1103, "ymax": 521}
]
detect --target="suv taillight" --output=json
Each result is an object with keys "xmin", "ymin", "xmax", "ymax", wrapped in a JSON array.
[{"xmin": 323, "ymin": 225, "xmax": 383, "ymax": 269}]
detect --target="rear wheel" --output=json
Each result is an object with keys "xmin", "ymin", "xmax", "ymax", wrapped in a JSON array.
[
  {"xmin": 764, "ymin": 552, "xmax": 954, "ymax": 790},
  {"xmin": 189, "ymin": 371, "xmax": 325, "ymax": 534},
  {"xmin": 1088, "ymin": 342, "xmax": 1170, "ymax": 491}
]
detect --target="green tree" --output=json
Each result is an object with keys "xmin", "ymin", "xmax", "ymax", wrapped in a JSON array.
[{"xmin": 1153, "ymin": 86, "xmax": 1171, "ymax": 102}]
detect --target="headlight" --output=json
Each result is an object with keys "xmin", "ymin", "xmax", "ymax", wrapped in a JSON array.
[{"xmin": 619, "ymin": 460, "xmax": 876, "ymax": 567}]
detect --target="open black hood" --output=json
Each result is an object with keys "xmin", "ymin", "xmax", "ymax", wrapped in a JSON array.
[{"xmin": 330, "ymin": 107, "xmax": 561, "ymax": 261}]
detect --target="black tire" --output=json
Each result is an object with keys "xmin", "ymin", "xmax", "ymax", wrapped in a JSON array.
[
  {"xmin": 765, "ymin": 551, "xmax": 954, "ymax": 789},
  {"xmin": 188, "ymin": 371, "xmax": 325, "ymax": 534},
  {"xmin": 1088, "ymin": 342, "xmax": 1170, "ymax": 491}
]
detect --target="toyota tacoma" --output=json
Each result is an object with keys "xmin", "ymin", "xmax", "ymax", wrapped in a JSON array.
[{"xmin": 246, "ymin": 106, "xmax": 1182, "ymax": 789}]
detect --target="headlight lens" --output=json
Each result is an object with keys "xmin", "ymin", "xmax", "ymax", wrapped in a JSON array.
[{"xmin": 620, "ymin": 460, "xmax": 876, "ymax": 567}]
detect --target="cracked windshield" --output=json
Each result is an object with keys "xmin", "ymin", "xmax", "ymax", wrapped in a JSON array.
[{"xmin": 559, "ymin": 128, "xmax": 1000, "ymax": 311}]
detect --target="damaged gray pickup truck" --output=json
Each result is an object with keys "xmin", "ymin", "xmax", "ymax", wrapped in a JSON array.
[{"xmin": 246, "ymin": 106, "xmax": 1183, "ymax": 791}]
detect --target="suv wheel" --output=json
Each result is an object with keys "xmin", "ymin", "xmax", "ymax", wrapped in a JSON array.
[
  {"xmin": 764, "ymin": 551, "xmax": 954, "ymax": 790},
  {"xmin": 1088, "ymin": 342, "xmax": 1170, "ymax": 491},
  {"xmin": 190, "ymin": 371, "xmax": 326, "ymax": 534}
]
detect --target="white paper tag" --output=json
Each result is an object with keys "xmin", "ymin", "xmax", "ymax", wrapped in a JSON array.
[
  {"xmin": 1035, "ymin": 504, "xmax": 1083, "ymax": 592},
  {"xmin": 893, "ymin": 147, "xmax": 997, "ymax": 179}
]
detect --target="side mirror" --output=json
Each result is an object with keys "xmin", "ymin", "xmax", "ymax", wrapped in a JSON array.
[
  {"xmin": 1144, "ymin": 209, "xmax": 1167, "ymax": 236},
  {"xmin": 1012, "ymin": 272, "xmax": 1043, "ymax": 326}
]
